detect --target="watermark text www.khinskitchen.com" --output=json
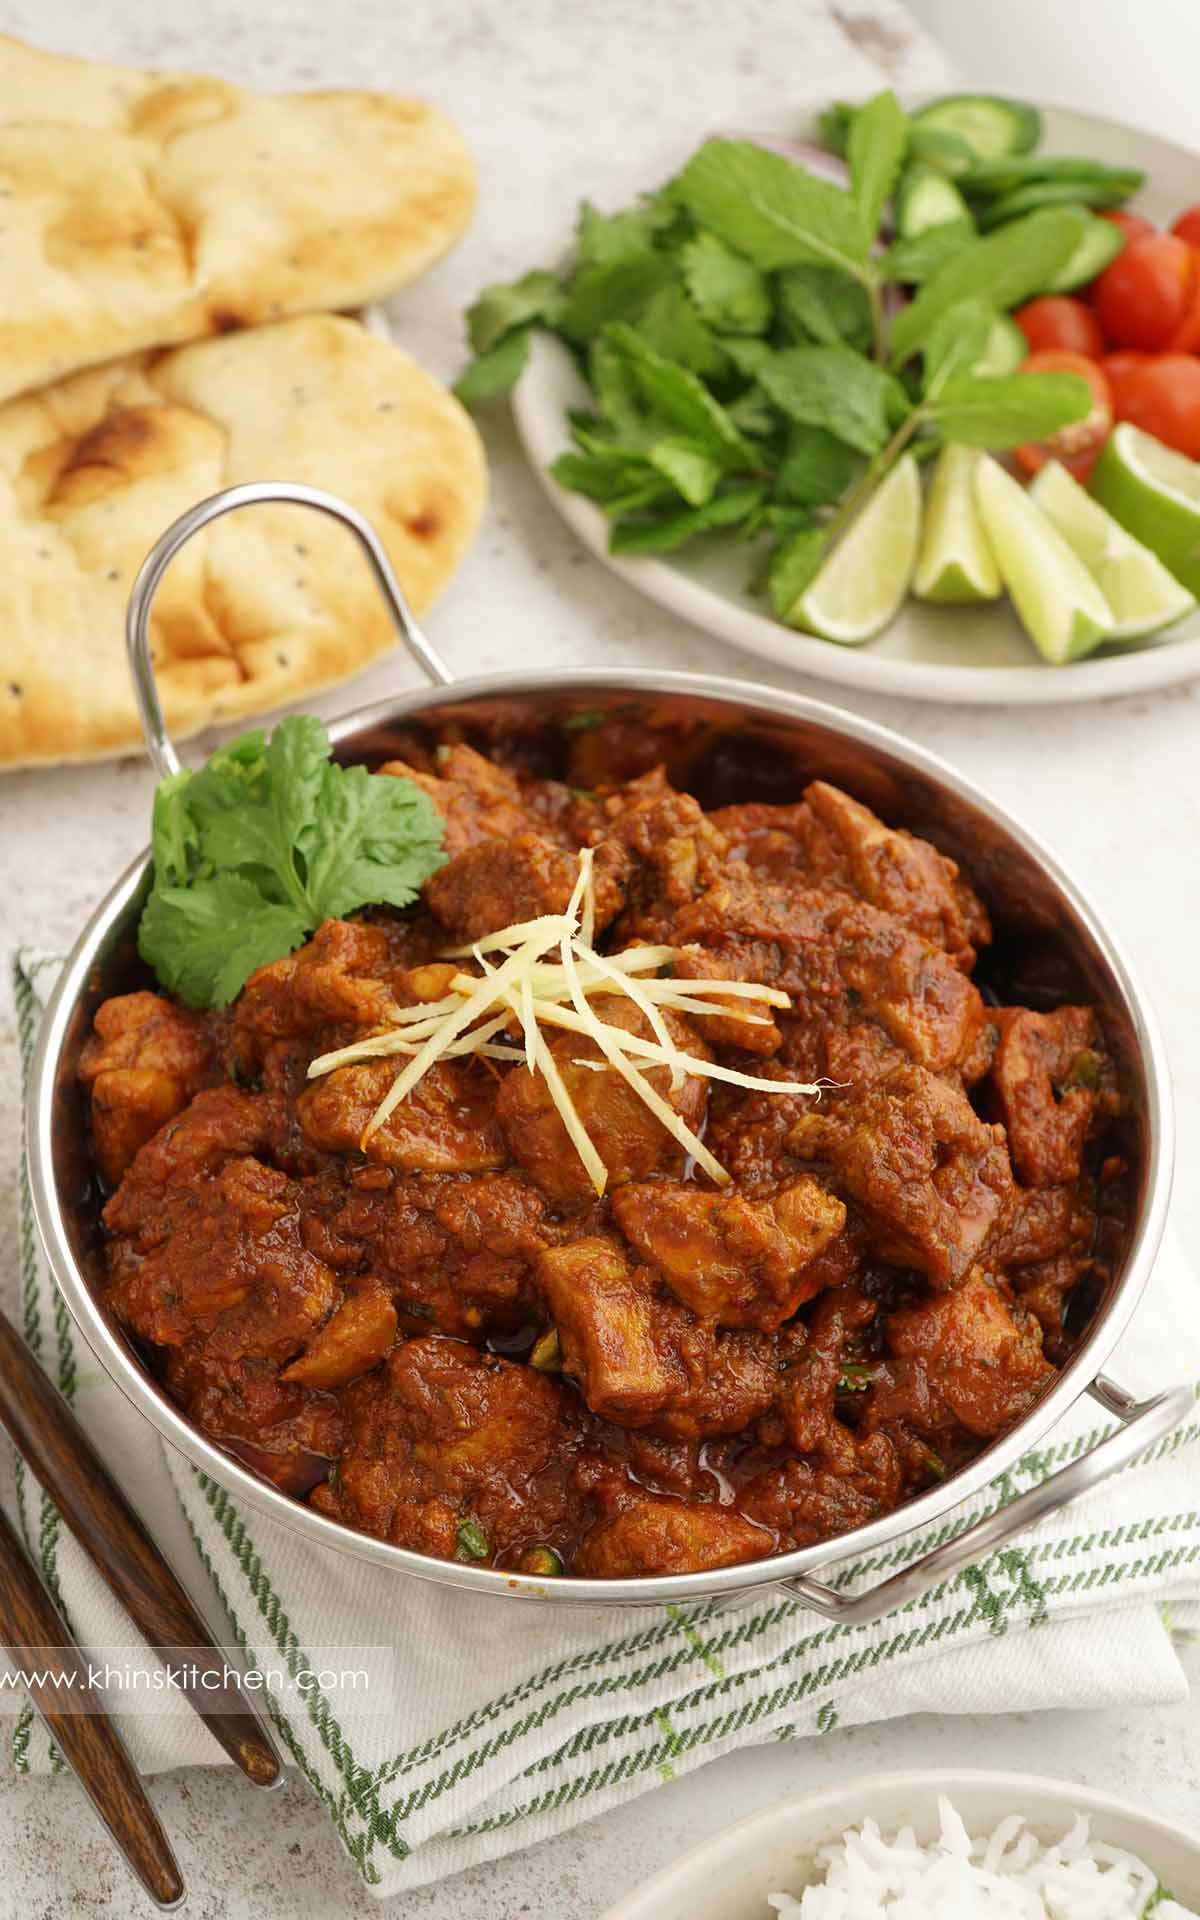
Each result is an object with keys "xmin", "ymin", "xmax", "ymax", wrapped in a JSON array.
[{"xmin": 0, "ymin": 1646, "xmax": 397, "ymax": 1717}]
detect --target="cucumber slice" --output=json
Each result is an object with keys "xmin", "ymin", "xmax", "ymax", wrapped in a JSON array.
[
  {"xmin": 905, "ymin": 125, "xmax": 976, "ymax": 178},
  {"xmin": 911, "ymin": 94, "xmax": 1042, "ymax": 161},
  {"xmin": 896, "ymin": 164, "xmax": 973, "ymax": 239},
  {"xmin": 978, "ymin": 178, "xmax": 1138, "ymax": 229},
  {"xmin": 1046, "ymin": 213, "xmax": 1125, "ymax": 292},
  {"xmin": 974, "ymin": 312, "xmax": 1026, "ymax": 377}
]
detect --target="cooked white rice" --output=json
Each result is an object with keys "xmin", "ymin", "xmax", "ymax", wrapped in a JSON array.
[{"xmin": 767, "ymin": 1795, "xmax": 1197, "ymax": 1918}]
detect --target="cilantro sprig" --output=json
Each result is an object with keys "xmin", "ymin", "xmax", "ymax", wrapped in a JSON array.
[
  {"xmin": 138, "ymin": 716, "xmax": 446, "ymax": 1009},
  {"xmin": 455, "ymin": 91, "xmax": 1099, "ymax": 623}
]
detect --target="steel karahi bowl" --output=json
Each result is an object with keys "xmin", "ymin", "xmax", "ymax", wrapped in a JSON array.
[{"xmin": 25, "ymin": 483, "xmax": 1187, "ymax": 1623}]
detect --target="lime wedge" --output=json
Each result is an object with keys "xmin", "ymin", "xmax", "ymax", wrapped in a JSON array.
[
  {"xmin": 974, "ymin": 454, "xmax": 1115, "ymax": 663},
  {"xmin": 789, "ymin": 454, "xmax": 921, "ymax": 644},
  {"xmin": 913, "ymin": 445, "xmax": 1002, "ymax": 603},
  {"xmin": 1030, "ymin": 460, "xmax": 1195, "ymax": 640},
  {"xmin": 1090, "ymin": 422, "xmax": 1200, "ymax": 596}
]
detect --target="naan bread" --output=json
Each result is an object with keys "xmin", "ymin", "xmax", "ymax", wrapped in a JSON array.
[
  {"xmin": 0, "ymin": 35, "xmax": 475, "ymax": 402},
  {"xmin": 0, "ymin": 314, "xmax": 486, "ymax": 768}
]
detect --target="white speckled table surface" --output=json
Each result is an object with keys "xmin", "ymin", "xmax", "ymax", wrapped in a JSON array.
[{"xmin": 1, "ymin": 0, "xmax": 1198, "ymax": 1911}]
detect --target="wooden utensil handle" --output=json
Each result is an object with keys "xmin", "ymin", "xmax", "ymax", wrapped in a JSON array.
[
  {"xmin": 0, "ymin": 1310, "xmax": 280, "ymax": 1788},
  {"xmin": 0, "ymin": 1503, "xmax": 184, "ymax": 1906}
]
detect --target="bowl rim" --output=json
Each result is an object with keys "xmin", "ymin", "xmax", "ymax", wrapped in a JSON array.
[
  {"xmin": 595, "ymin": 1766, "xmax": 1200, "ymax": 1916},
  {"xmin": 26, "ymin": 664, "xmax": 1176, "ymax": 1606}
]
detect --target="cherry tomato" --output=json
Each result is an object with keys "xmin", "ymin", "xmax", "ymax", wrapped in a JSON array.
[
  {"xmin": 1171, "ymin": 205, "xmax": 1200, "ymax": 249},
  {"xmin": 1102, "ymin": 350, "xmax": 1150, "ymax": 414},
  {"xmin": 1014, "ymin": 295, "xmax": 1105, "ymax": 357},
  {"xmin": 1012, "ymin": 350, "xmax": 1113, "ymax": 482},
  {"xmin": 1167, "ymin": 252, "xmax": 1200, "ymax": 352},
  {"xmin": 1097, "ymin": 208, "xmax": 1156, "ymax": 245},
  {"xmin": 1093, "ymin": 234, "xmax": 1196, "ymax": 350},
  {"xmin": 1116, "ymin": 354, "xmax": 1200, "ymax": 460}
]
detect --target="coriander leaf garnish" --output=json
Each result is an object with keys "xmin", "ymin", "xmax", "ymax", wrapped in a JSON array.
[
  {"xmin": 679, "ymin": 230, "xmax": 771, "ymax": 335},
  {"xmin": 466, "ymin": 268, "xmax": 566, "ymax": 356},
  {"xmin": 138, "ymin": 716, "xmax": 446, "ymax": 1010}
]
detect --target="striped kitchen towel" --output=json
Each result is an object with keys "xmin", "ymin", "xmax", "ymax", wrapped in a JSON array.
[{"xmin": 5, "ymin": 951, "xmax": 1200, "ymax": 1893}]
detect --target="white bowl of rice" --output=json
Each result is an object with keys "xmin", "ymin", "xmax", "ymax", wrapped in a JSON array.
[{"xmin": 599, "ymin": 1772, "xmax": 1200, "ymax": 1920}]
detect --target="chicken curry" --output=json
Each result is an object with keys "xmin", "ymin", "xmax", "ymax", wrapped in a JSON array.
[{"xmin": 79, "ymin": 719, "xmax": 1127, "ymax": 1580}]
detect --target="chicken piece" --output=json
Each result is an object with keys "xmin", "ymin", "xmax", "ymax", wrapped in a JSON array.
[
  {"xmin": 166, "ymin": 1350, "xmax": 343, "ymax": 1494},
  {"xmin": 79, "ymin": 991, "xmax": 216, "ymax": 1184},
  {"xmin": 496, "ymin": 1000, "xmax": 708, "ymax": 1206},
  {"xmin": 106, "ymin": 1155, "xmax": 337, "ymax": 1364},
  {"xmin": 573, "ymin": 1467, "xmax": 772, "ymax": 1577},
  {"xmin": 102, "ymin": 1085, "xmax": 285, "ymax": 1246},
  {"xmin": 611, "ymin": 1177, "xmax": 845, "ymax": 1330},
  {"xmin": 671, "ymin": 876, "xmax": 988, "ymax": 1080},
  {"xmin": 378, "ymin": 743, "xmax": 557, "ymax": 859},
  {"xmin": 309, "ymin": 1170, "xmax": 547, "ymax": 1339},
  {"xmin": 736, "ymin": 1435, "xmax": 902, "ymax": 1551},
  {"xmin": 800, "ymin": 782, "xmax": 990, "ymax": 969},
  {"xmin": 281, "ymin": 1284, "xmax": 397, "ymax": 1388},
  {"xmin": 708, "ymin": 800, "xmax": 815, "ymax": 882},
  {"xmin": 713, "ymin": 787, "xmax": 990, "ymax": 969},
  {"xmin": 670, "ymin": 946, "xmax": 782, "ymax": 1057},
  {"xmin": 297, "ymin": 1057, "xmax": 508, "ymax": 1173},
  {"xmin": 789, "ymin": 1065, "xmax": 1014, "ymax": 1288},
  {"xmin": 537, "ymin": 1239, "xmax": 674, "ymax": 1423},
  {"xmin": 1010, "ymin": 1252, "xmax": 1094, "ymax": 1357},
  {"xmin": 885, "ymin": 1267, "xmax": 1053, "ymax": 1438},
  {"xmin": 989, "ymin": 1006, "xmax": 1114, "ymax": 1188},
  {"xmin": 231, "ymin": 918, "xmax": 400, "ymax": 1064},
  {"xmin": 598, "ymin": 767, "xmax": 730, "ymax": 942},
  {"xmin": 309, "ymin": 1337, "xmax": 584, "ymax": 1563},
  {"xmin": 537, "ymin": 1238, "xmax": 778, "ymax": 1437},
  {"xmin": 423, "ymin": 830, "xmax": 628, "ymax": 944},
  {"xmin": 985, "ymin": 1181, "xmax": 1095, "ymax": 1272}
]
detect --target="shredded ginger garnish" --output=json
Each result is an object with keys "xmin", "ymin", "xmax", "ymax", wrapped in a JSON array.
[{"xmin": 305, "ymin": 849, "xmax": 823, "ymax": 1195}]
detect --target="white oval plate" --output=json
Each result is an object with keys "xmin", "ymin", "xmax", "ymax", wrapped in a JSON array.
[
  {"xmin": 599, "ymin": 1769, "xmax": 1200, "ymax": 1918},
  {"xmin": 513, "ymin": 104, "xmax": 1200, "ymax": 706}
]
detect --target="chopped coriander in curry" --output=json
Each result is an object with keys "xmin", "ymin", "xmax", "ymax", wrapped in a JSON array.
[{"xmin": 80, "ymin": 715, "xmax": 1125, "ymax": 1579}]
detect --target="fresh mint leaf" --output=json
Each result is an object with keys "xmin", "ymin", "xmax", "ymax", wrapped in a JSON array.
[
  {"xmin": 634, "ymin": 280, "xmax": 728, "ymax": 376},
  {"xmin": 890, "ymin": 207, "xmax": 1089, "ymax": 362},
  {"xmin": 758, "ymin": 346, "xmax": 907, "ymax": 454},
  {"xmin": 817, "ymin": 101, "xmax": 855, "ymax": 159},
  {"xmin": 922, "ymin": 298, "xmax": 997, "ymax": 395},
  {"xmin": 466, "ymin": 268, "xmax": 565, "ymax": 355},
  {"xmin": 726, "ymin": 387, "xmax": 780, "ymax": 439},
  {"xmin": 588, "ymin": 337, "xmax": 647, "ymax": 438},
  {"xmin": 768, "ymin": 526, "xmax": 828, "ymax": 618},
  {"xmin": 609, "ymin": 484, "xmax": 765, "ymax": 553},
  {"xmin": 848, "ymin": 89, "xmax": 908, "ymax": 244},
  {"xmin": 603, "ymin": 323, "xmax": 751, "ymax": 462},
  {"xmin": 929, "ymin": 370, "xmax": 1092, "ymax": 447},
  {"xmin": 775, "ymin": 423, "xmax": 856, "ymax": 505},
  {"xmin": 455, "ymin": 329, "xmax": 531, "ymax": 406},
  {"xmin": 881, "ymin": 218, "xmax": 976, "ymax": 284},
  {"xmin": 776, "ymin": 265, "xmax": 873, "ymax": 352},
  {"xmin": 680, "ymin": 230, "xmax": 771, "ymax": 333},
  {"xmin": 721, "ymin": 337, "xmax": 775, "ymax": 378},
  {"xmin": 647, "ymin": 437, "xmax": 723, "ymax": 505},
  {"xmin": 559, "ymin": 255, "xmax": 675, "ymax": 344},
  {"xmin": 674, "ymin": 139, "xmax": 870, "ymax": 277},
  {"xmin": 138, "ymin": 716, "xmax": 446, "ymax": 1009},
  {"xmin": 551, "ymin": 451, "xmax": 675, "ymax": 514}
]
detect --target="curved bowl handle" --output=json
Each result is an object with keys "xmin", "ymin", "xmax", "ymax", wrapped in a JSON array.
[
  {"xmin": 784, "ymin": 1373, "xmax": 1194, "ymax": 1627},
  {"xmin": 125, "ymin": 480, "xmax": 454, "ymax": 781}
]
